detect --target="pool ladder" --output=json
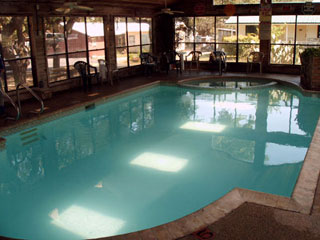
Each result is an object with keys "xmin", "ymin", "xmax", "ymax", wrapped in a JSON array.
[
  {"xmin": 0, "ymin": 87, "xmax": 20, "ymax": 120},
  {"xmin": 16, "ymin": 83, "xmax": 44, "ymax": 118}
]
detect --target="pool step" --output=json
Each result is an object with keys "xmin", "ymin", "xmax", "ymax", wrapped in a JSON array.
[{"xmin": 20, "ymin": 128, "xmax": 40, "ymax": 146}]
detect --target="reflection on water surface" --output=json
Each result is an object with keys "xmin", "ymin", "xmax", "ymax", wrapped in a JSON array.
[{"xmin": 0, "ymin": 85, "xmax": 319, "ymax": 239}]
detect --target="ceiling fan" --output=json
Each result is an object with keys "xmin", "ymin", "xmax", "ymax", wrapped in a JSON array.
[
  {"xmin": 55, "ymin": 2, "xmax": 94, "ymax": 14},
  {"xmin": 155, "ymin": 0, "xmax": 184, "ymax": 15}
]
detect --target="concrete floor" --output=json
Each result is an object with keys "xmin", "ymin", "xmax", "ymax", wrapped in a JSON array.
[{"xmin": 1, "ymin": 70, "xmax": 319, "ymax": 240}]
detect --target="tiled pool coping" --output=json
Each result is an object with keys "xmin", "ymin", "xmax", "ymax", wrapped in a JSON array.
[{"xmin": 0, "ymin": 76, "xmax": 319, "ymax": 240}]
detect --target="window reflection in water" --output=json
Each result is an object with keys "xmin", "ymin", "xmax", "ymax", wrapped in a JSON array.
[
  {"xmin": 1, "ymin": 86, "xmax": 320, "ymax": 239},
  {"xmin": 179, "ymin": 86, "xmax": 320, "ymax": 167},
  {"xmin": 2, "ymin": 86, "xmax": 320, "ymax": 193},
  {"xmin": 212, "ymin": 136, "xmax": 255, "ymax": 163},
  {"xmin": 182, "ymin": 90, "xmax": 257, "ymax": 129},
  {"xmin": 1, "ymin": 93, "xmax": 155, "ymax": 192}
]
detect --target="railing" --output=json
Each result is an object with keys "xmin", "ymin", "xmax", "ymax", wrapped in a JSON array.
[
  {"xmin": 0, "ymin": 87, "xmax": 20, "ymax": 120},
  {"xmin": 16, "ymin": 83, "xmax": 44, "ymax": 116}
]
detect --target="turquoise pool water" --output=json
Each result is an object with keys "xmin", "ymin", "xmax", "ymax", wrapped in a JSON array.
[
  {"xmin": 181, "ymin": 78, "xmax": 276, "ymax": 89},
  {"xmin": 1, "ymin": 85, "xmax": 320, "ymax": 239}
]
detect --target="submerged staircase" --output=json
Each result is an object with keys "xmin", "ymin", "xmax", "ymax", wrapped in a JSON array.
[{"xmin": 19, "ymin": 128, "xmax": 39, "ymax": 146}]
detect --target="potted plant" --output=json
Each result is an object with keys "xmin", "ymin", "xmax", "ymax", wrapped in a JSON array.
[{"xmin": 300, "ymin": 47, "xmax": 320, "ymax": 90}]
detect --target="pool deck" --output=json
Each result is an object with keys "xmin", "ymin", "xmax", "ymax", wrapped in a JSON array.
[{"xmin": 1, "ymin": 70, "xmax": 320, "ymax": 240}]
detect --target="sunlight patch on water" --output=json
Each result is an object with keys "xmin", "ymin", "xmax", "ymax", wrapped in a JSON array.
[
  {"xmin": 50, "ymin": 205, "xmax": 125, "ymax": 238},
  {"xmin": 131, "ymin": 152, "xmax": 188, "ymax": 172},
  {"xmin": 180, "ymin": 121, "xmax": 226, "ymax": 133}
]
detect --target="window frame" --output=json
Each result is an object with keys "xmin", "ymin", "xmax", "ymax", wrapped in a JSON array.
[
  {"xmin": 114, "ymin": 16, "xmax": 153, "ymax": 69},
  {"xmin": 271, "ymin": 15, "xmax": 320, "ymax": 65},
  {"xmin": 0, "ymin": 16, "xmax": 35, "ymax": 92},
  {"xmin": 175, "ymin": 16, "xmax": 260, "ymax": 63},
  {"xmin": 44, "ymin": 16, "xmax": 106, "ymax": 84}
]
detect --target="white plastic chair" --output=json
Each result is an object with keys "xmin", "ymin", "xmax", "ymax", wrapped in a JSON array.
[
  {"xmin": 247, "ymin": 52, "xmax": 264, "ymax": 74},
  {"xmin": 98, "ymin": 59, "xmax": 118, "ymax": 85}
]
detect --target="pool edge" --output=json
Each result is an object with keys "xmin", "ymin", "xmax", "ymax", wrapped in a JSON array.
[
  {"xmin": 107, "ymin": 76, "xmax": 320, "ymax": 240},
  {"xmin": 1, "ymin": 75, "xmax": 319, "ymax": 240},
  {"xmin": 0, "ymin": 81, "xmax": 161, "ymax": 137}
]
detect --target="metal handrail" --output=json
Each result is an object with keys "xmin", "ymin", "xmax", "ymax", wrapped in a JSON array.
[
  {"xmin": 0, "ymin": 88, "xmax": 20, "ymax": 120},
  {"xmin": 16, "ymin": 83, "xmax": 44, "ymax": 116}
]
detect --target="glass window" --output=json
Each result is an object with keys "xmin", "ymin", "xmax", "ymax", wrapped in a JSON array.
[
  {"xmin": 195, "ymin": 17, "xmax": 215, "ymax": 43},
  {"xmin": 114, "ymin": 17, "xmax": 152, "ymax": 68},
  {"xmin": 86, "ymin": 17, "xmax": 104, "ymax": 51},
  {"xmin": 175, "ymin": 17, "xmax": 194, "ymax": 44},
  {"xmin": 128, "ymin": 18, "xmax": 140, "ymax": 46},
  {"xmin": 238, "ymin": 44, "xmax": 259, "ymax": 62},
  {"xmin": 129, "ymin": 46, "xmax": 140, "ymax": 66},
  {"xmin": 69, "ymin": 52, "xmax": 87, "ymax": 78},
  {"xmin": 116, "ymin": 47, "xmax": 128, "ymax": 68},
  {"xmin": 176, "ymin": 16, "xmax": 263, "ymax": 63},
  {"xmin": 271, "ymin": 15, "xmax": 295, "ymax": 65},
  {"xmin": 297, "ymin": 16, "xmax": 320, "ymax": 44},
  {"xmin": 115, "ymin": 17, "xmax": 127, "ymax": 47},
  {"xmin": 45, "ymin": 16, "xmax": 106, "ymax": 83},
  {"xmin": 86, "ymin": 17, "xmax": 105, "ymax": 67},
  {"xmin": 294, "ymin": 15, "xmax": 320, "ymax": 65},
  {"xmin": 217, "ymin": 43, "xmax": 236, "ymax": 62},
  {"xmin": 271, "ymin": 16, "xmax": 295, "ymax": 44},
  {"xmin": 238, "ymin": 16, "xmax": 259, "ymax": 43},
  {"xmin": 194, "ymin": 17, "xmax": 215, "ymax": 61},
  {"xmin": 196, "ymin": 44, "xmax": 214, "ymax": 61},
  {"xmin": 142, "ymin": 45, "xmax": 151, "ymax": 54},
  {"xmin": 238, "ymin": 16, "xmax": 259, "ymax": 62},
  {"xmin": 45, "ymin": 17, "xmax": 66, "ymax": 54},
  {"xmin": 66, "ymin": 17, "xmax": 86, "ymax": 52},
  {"xmin": 271, "ymin": 45, "xmax": 294, "ymax": 64},
  {"xmin": 0, "ymin": 16, "xmax": 33, "ymax": 91},
  {"xmin": 47, "ymin": 55, "xmax": 68, "ymax": 82},
  {"xmin": 89, "ymin": 49, "xmax": 105, "ymax": 68},
  {"xmin": 216, "ymin": 17, "xmax": 237, "ymax": 43},
  {"xmin": 45, "ymin": 17, "xmax": 67, "ymax": 83},
  {"xmin": 141, "ymin": 18, "xmax": 152, "ymax": 45}
]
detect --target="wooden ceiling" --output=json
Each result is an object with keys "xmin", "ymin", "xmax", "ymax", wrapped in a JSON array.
[
  {"xmin": 1, "ymin": 0, "xmax": 181, "ymax": 7},
  {"xmin": 0, "ymin": 0, "xmax": 184, "ymax": 16}
]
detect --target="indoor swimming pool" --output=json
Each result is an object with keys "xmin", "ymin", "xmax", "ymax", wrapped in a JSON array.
[
  {"xmin": 0, "ymin": 83, "xmax": 320, "ymax": 239},
  {"xmin": 180, "ymin": 77, "xmax": 278, "ymax": 89}
]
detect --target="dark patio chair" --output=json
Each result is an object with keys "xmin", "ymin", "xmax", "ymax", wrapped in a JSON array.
[
  {"xmin": 161, "ymin": 51, "xmax": 182, "ymax": 74},
  {"xmin": 74, "ymin": 61, "xmax": 98, "ymax": 91},
  {"xmin": 209, "ymin": 51, "xmax": 227, "ymax": 75},
  {"xmin": 140, "ymin": 53, "xmax": 158, "ymax": 76},
  {"xmin": 185, "ymin": 51, "xmax": 202, "ymax": 70}
]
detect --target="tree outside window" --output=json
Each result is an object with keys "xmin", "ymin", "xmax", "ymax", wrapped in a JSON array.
[{"xmin": 0, "ymin": 17, "xmax": 33, "ymax": 91}]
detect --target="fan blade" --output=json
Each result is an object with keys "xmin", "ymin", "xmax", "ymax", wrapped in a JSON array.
[
  {"xmin": 76, "ymin": 5, "xmax": 94, "ymax": 11},
  {"xmin": 64, "ymin": 8, "xmax": 71, "ymax": 14},
  {"xmin": 154, "ymin": 10, "xmax": 171, "ymax": 16},
  {"xmin": 172, "ymin": 10, "xmax": 184, "ymax": 14},
  {"xmin": 55, "ymin": 7, "xmax": 71, "ymax": 14},
  {"xmin": 55, "ymin": 7, "xmax": 67, "ymax": 12}
]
